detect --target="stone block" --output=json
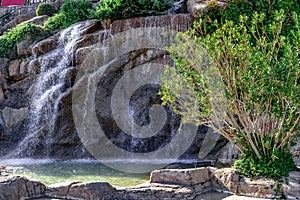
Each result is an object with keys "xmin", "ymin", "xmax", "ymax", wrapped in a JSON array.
[
  {"xmin": 8, "ymin": 59, "xmax": 21, "ymax": 77},
  {"xmin": 67, "ymin": 182, "xmax": 117, "ymax": 199},
  {"xmin": 32, "ymin": 34, "xmax": 59, "ymax": 55},
  {"xmin": 17, "ymin": 39, "xmax": 33, "ymax": 57},
  {"xmin": 150, "ymin": 167, "xmax": 210, "ymax": 185}
]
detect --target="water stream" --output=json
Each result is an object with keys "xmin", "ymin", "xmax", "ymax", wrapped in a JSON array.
[
  {"xmin": 11, "ymin": 24, "xmax": 83, "ymax": 158},
  {"xmin": 0, "ymin": 4, "xmax": 206, "ymax": 186}
]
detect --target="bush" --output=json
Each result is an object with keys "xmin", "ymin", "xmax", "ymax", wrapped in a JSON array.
[
  {"xmin": 92, "ymin": 0, "xmax": 176, "ymax": 21},
  {"xmin": 125, "ymin": 0, "xmax": 176, "ymax": 16},
  {"xmin": 199, "ymin": 0, "xmax": 300, "ymax": 37},
  {"xmin": 90, "ymin": 0, "xmax": 123, "ymax": 20},
  {"xmin": 44, "ymin": 12, "xmax": 67, "ymax": 32},
  {"xmin": 36, "ymin": 3, "xmax": 56, "ymax": 17},
  {"xmin": 60, "ymin": 0, "xmax": 93, "ymax": 28},
  {"xmin": 161, "ymin": 1, "xmax": 300, "ymax": 181},
  {"xmin": 0, "ymin": 23, "xmax": 44, "ymax": 58},
  {"xmin": 44, "ymin": 0, "xmax": 94, "ymax": 31}
]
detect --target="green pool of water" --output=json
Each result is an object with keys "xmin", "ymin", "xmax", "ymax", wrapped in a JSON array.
[{"xmin": 1, "ymin": 159, "xmax": 149, "ymax": 187}]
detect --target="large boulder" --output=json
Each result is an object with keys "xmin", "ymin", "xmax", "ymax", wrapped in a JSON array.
[
  {"xmin": 291, "ymin": 138, "xmax": 300, "ymax": 166},
  {"xmin": 47, "ymin": 181, "xmax": 118, "ymax": 199},
  {"xmin": 150, "ymin": 167, "xmax": 210, "ymax": 186},
  {"xmin": 0, "ymin": 176, "xmax": 46, "ymax": 199},
  {"xmin": 32, "ymin": 34, "xmax": 59, "ymax": 55}
]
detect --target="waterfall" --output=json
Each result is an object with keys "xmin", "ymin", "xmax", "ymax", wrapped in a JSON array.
[
  {"xmin": 168, "ymin": 0, "xmax": 186, "ymax": 14},
  {"xmin": 11, "ymin": 24, "xmax": 83, "ymax": 158}
]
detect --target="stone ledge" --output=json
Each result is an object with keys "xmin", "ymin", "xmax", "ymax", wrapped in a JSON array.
[{"xmin": 1, "ymin": 167, "xmax": 300, "ymax": 199}]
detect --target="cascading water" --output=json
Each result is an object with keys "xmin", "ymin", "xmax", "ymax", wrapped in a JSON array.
[
  {"xmin": 1, "ymin": 11, "xmax": 224, "ymax": 169},
  {"xmin": 0, "ymin": 12, "xmax": 230, "ymax": 188},
  {"xmin": 168, "ymin": 0, "xmax": 186, "ymax": 14},
  {"xmin": 10, "ymin": 24, "xmax": 84, "ymax": 158}
]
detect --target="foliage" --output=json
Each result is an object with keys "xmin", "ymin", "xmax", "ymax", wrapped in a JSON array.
[
  {"xmin": 161, "ymin": 3, "xmax": 300, "ymax": 181},
  {"xmin": 0, "ymin": 22, "xmax": 44, "ymax": 58},
  {"xmin": 44, "ymin": 0, "xmax": 93, "ymax": 31},
  {"xmin": 234, "ymin": 133, "xmax": 297, "ymax": 180},
  {"xmin": 36, "ymin": 3, "xmax": 56, "ymax": 17},
  {"xmin": 90, "ymin": 0, "xmax": 123, "ymax": 20},
  {"xmin": 124, "ymin": 0, "xmax": 176, "ymax": 16},
  {"xmin": 60, "ymin": 0, "xmax": 93, "ymax": 28},
  {"xmin": 44, "ymin": 13, "xmax": 67, "ymax": 32},
  {"xmin": 199, "ymin": 0, "xmax": 300, "ymax": 37},
  {"xmin": 91, "ymin": 0, "xmax": 176, "ymax": 20}
]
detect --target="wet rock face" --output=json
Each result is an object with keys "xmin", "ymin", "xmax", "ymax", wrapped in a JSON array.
[
  {"xmin": 0, "ymin": 14, "xmax": 228, "ymax": 161},
  {"xmin": 94, "ymin": 49, "xmax": 180, "ymax": 153}
]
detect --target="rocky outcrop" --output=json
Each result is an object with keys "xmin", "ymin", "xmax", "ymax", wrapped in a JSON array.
[
  {"xmin": 150, "ymin": 167, "xmax": 300, "ymax": 199},
  {"xmin": 215, "ymin": 143, "xmax": 240, "ymax": 166},
  {"xmin": 2, "ymin": 107, "xmax": 28, "ymax": 131},
  {"xmin": 0, "ymin": 14, "xmax": 230, "ymax": 162}
]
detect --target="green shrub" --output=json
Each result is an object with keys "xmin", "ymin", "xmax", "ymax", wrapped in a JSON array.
[
  {"xmin": 91, "ymin": 0, "xmax": 123, "ymax": 20},
  {"xmin": 44, "ymin": 13, "xmax": 67, "ymax": 31},
  {"xmin": 161, "ymin": 0, "xmax": 300, "ymax": 182},
  {"xmin": 60, "ymin": 0, "xmax": 93, "ymax": 28},
  {"xmin": 92, "ymin": 0, "xmax": 176, "ymax": 21},
  {"xmin": 234, "ymin": 135, "xmax": 297, "ymax": 180},
  {"xmin": 200, "ymin": 0, "xmax": 300, "ymax": 37},
  {"xmin": 0, "ymin": 23, "xmax": 44, "ymax": 58},
  {"xmin": 36, "ymin": 3, "xmax": 56, "ymax": 17},
  {"xmin": 125, "ymin": 0, "xmax": 176, "ymax": 16}
]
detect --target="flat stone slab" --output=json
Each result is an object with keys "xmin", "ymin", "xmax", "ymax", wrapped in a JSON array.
[{"xmin": 150, "ymin": 167, "xmax": 210, "ymax": 185}]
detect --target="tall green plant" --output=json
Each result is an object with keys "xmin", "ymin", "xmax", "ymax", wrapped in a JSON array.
[{"xmin": 161, "ymin": 9, "xmax": 300, "ymax": 180}]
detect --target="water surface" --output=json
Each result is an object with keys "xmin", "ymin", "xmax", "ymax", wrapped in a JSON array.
[{"xmin": 1, "ymin": 159, "xmax": 150, "ymax": 187}]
